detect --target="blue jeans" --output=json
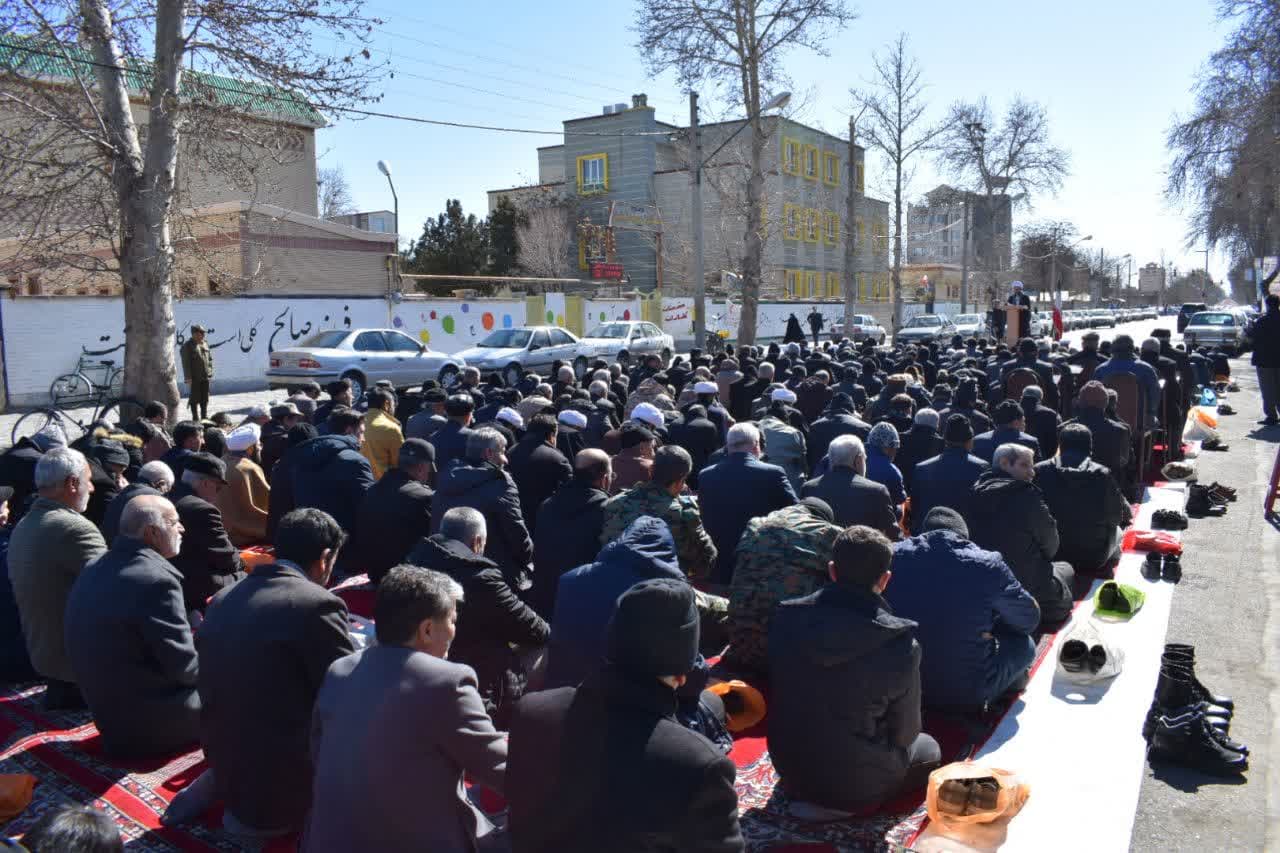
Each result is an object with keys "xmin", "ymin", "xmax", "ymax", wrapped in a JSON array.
[{"xmin": 981, "ymin": 629, "xmax": 1037, "ymax": 704}]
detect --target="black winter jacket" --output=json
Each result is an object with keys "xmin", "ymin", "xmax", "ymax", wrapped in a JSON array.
[
  {"xmin": 507, "ymin": 436, "xmax": 572, "ymax": 534},
  {"xmin": 430, "ymin": 461, "xmax": 533, "ymax": 588},
  {"xmin": 290, "ymin": 434, "xmax": 374, "ymax": 537},
  {"xmin": 806, "ymin": 409, "xmax": 872, "ymax": 469},
  {"xmin": 768, "ymin": 584, "xmax": 923, "ymax": 811},
  {"xmin": 966, "ymin": 471, "xmax": 1059, "ymax": 603},
  {"xmin": 1033, "ymin": 456, "xmax": 1132, "ymax": 572},
  {"xmin": 407, "ymin": 534, "xmax": 548, "ymax": 726},
  {"xmin": 355, "ymin": 467, "xmax": 433, "ymax": 583},
  {"xmin": 530, "ymin": 481, "xmax": 609, "ymax": 619}
]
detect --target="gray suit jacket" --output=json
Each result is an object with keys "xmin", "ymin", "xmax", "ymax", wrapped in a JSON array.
[
  {"xmin": 8, "ymin": 496, "xmax": 106, "ymax": 682},
  {"xmin": 304, "ymin": 645, "xmax": 507, "ymax": 852}
]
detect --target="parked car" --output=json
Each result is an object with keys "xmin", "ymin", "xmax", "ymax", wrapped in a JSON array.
[
  {"xmin": 895, "ymin": 313, "xmax": 956, "ymax": 345},
  {"xmin": 452, "ymin": 325, "xmax": 585, "ymax": 388},
  {"xmin": 1177, "ymin": 302, "xmax": 1209, "ymax": 333},
  {"xmin": 576, "ymin": 320, "xmax": 673, "ymax": 366},
  {"xmin": 267, "ymin": 329, "xmax": 465, "ymax": 400},
  {"xmin": 1090, "ymin": 310, "xmax": 1117, "ymax": 329},
  {"xmin": 830, "ymin": 314, "xmax": 887, "ymax": 344},
  {"xmin": 952, "ymin": 313, "xmax": 987, "ymax": 338},
  {"xmin": 1183, "ymin": 310, "xmax": 1249, "ymax": 355}
]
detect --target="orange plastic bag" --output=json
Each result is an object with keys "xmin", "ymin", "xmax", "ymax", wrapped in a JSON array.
[
  {"xmin": 1190, "ymin": 406, "xmax": 1219, "ymax": 429},
  {"xmin": 925, "ymin": 762, "xmax": 1029, "ymax": 843},
  {"xmin": 707, "ymin": 680, "xmax": 766, "ymax": 732}
]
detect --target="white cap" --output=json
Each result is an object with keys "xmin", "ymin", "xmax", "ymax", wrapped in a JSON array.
[
  {"xmin": 247, "ymin": 404, "xmax": 270, "ymax": 419},
  {"xmin": 226, "ymin": 423, "xmax": 261, "ymax": 452},
  {"xmin": 771, "ymin": 387, "xmax": 797, "ymax": 404},
  {"xmin": 495, "ymin": 407, "xmax": 524, "ymax": 429},
  {"xmin": 693, "ymin": 381, "xmax": 719, "ymax": 395},
  {"xmin": 632, "ymin": 402, "xmax": 664, "ymax": 429},
  {"xmin": 1011, "ymin": 280, "xmax": 1024, "ymax": 290},
  {"xmin": 558, "ymin": 409, "xmax": 588, "ymax": 429}
]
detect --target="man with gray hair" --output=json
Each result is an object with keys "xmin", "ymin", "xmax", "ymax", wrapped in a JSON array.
[
  {"xmin": 9, "ymin": 446, "xmax": 106, "ymax": 709},
  {"xmin": 865, "ymin": 421, "xmax": 906, "ymax": 508},
  {"xmin": 168, "ymin": 452, "xmax": 244, "ymax": 612},
  {"xmin": 65, "ymin": 495, "xmax": 200, "ymax": 757},
  {"xmin": 431, "ymin": 426, "xmax": 533, "ymax": 590},
  {"xmin": 968, "ymin": 443, "xmax": 1075, "ymax": 625},
  {"xmin": 409, "ymin": 506, "xmax": 548, "ymax": 727},
  {"xmin": 895, "ymin": 408, "xmax": 944, "ymax": 493},
  {"xmin": 802, "ymin": 435, "xmax": 899, "ymax": 537},
  {"xmin": 101, "ymin": 460, "xmax": 175, "ymax": 545},
  {"xmin": 697, "ymin": 422, "xmax": 797, "ymax": 583},
  {"xmin": 1019, "ymin": 385, "xmax": 1063, "ymax": 459}
]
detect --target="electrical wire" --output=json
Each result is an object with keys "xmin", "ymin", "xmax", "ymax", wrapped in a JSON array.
[{"xmin": 0, "ymin": 40, "xmax": 681, "ymax": 137}]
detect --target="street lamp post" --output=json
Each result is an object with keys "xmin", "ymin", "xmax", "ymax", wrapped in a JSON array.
[
  {"xmin": 1048, "ymin": 229, "xmax": 1091, "ymax": 309},
  {"xmin": 377, "ymin": 159, "xmax": 399, "ymax": 247},
  {"xmin": 689, "ymin": 90, "xmax": 791, "ymax": 349}
]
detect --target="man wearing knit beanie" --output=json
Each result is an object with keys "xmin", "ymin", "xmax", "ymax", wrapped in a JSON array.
[{"xmin": 507, "ymin": 578, "xmax": 744, "ymax": 851}]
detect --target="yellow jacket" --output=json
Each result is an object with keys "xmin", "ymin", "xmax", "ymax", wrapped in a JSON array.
[
  {"xmin": 217, "ymin": 454, "xmax": 270, "ymax": 547},
  {"xmin": 362, "ymin": 409, "xmax": 404, "ymax": 481}
]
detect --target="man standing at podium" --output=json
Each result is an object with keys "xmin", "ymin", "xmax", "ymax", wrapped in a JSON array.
[{"xmin": 1006, "ymin": 281, "xmax": 1032, "ymax": 340}]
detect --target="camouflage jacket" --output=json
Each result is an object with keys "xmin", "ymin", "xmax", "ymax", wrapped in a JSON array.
[
  {"xmin": 725, "ymin": 503, "xmax": 841, "ymax": 673},
  {"xmin": 600, "ymin": 481, "xmax": 717, "ymax": 580}
]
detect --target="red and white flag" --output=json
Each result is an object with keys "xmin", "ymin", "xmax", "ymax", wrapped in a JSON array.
[{"xmin": 1052, "ymin": 292, "xmax": 1064, "ymax": 340}]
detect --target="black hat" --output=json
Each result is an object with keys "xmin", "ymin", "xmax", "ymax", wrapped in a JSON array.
[
  {"xmin": 944, "ymin": 413, "xmax": 974, "ymax": 443},
  {"xmin": 184, "ymin": 451, "xmax": 227, "ymax": 484},
  {"xmin": 423, "ymin": 388, "xmax": 447, "ymax": 403},
  {"xmin": 191, "ymin": 323, "xmax": 206, "ymax": 333},
  {"xmin": 93, "ymin": 440, "xmax": 130, "ymax": 469},
  {"xmin": 607, "ymin": 578, "xmax": 699, "ymax": 677},
  {"xmin": 398, "ymin": 438, "xmax": 436, "ymax": 468},
  {"xmin": 620, "ymin": 422, "xmax": 655, "ymax": 449},
  {"xmin": 923, "ymin": 507, "xmax": 969, "ymax": 538},
  {"xmin": 799, "ymin": 497, "xmax": 835, "ymax": 523},
  {"xmin": 445, "ymin": 394, "xmax": 475, "ymax": 416},
  {"xmin": 326, "ymin": 379, "xmax": 352, "ymax": 395}
]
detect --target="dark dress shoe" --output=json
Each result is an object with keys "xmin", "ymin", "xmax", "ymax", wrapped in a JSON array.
[{"xmin": 1147, "ymin": 710, "xmax": 1249, "ymax": 776}]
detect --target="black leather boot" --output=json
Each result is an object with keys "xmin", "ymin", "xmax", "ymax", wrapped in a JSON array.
[
  {"xmin": 1147, "ymin": 709, "xmax": 1249, "ymax": 776},
  {"xmin": 1163, "ymin": 644, "xmax": 1233, "ymax": 710}
]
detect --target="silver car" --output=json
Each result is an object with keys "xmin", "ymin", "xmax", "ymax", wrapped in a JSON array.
[
  {"xmin": 576, "ymin": 321, "xmax": 673, "ymax": 366},
  {"xmin": 1183, "ymin": 310, "xmax": 1249, "ymax": 355},
  {"xmin": 952, "ymin": 313, "xmax": 987, "ymax": 338},
  {"xmin": 267, "ymin": 328, "xmax": 465, "ymax": 400},
  {"xmin": 452, "ymin": 325, "xmax": 586, "ymax": 387},
  {"xmin": 829, "ymin": 314, "xmax": 887, "ymax": 344}
]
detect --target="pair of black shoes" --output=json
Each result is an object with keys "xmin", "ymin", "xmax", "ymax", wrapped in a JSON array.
[
  {"xmin": 1142, "ymin": 552, "xmax": 1181, "ymax": 583},
  {"xmin": 1187, "ymin": 484, "xmax": 1229, "ymax": 517},
  {"xmin": 1145, "ymin": 644, "xmax": 1248, "ymax": 776},
  {"xmin": 1151, "ymin": 509, "xmax": 1188, "ymax": 531}
]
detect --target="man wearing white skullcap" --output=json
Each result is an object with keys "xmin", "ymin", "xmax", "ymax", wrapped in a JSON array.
[{"xmin": 217, "ymin": 423, "xmax": 270, "ymax": 546}]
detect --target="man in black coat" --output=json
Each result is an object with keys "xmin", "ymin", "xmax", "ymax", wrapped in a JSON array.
[
  {"xmin": 668, "ymin": 404, "xmax": 720, "ymax": 489},
  {"xmin": 290, "ymin": 409, "xmax": 375, "ymax": 574},
  {"xmin": 160, "ymin": 420, "xmax": 204, "ymax": 484},
  {"xmin": 185, "ymin": 508, "xmax": 355, "ymax": 837},
  {"xmin": 801, "ymin": 435, "xmax": 898, "ymax": 538},
  {"xmin": 169, "ymin": 453, "xmax": 245, "ymax": 611},
  {"xmin": 430, "ymin": 427, "xmax": 533, "ymax": 590},
  {"xmin": 1033, "ymin": 424, "xmax": 1133, "ymax": 574},
  {"xmin": 910, "ymin": 415, "xmax": 990, "ymax": 534},
  {"xmin": 507, "ymin": 414, "xmax": 572, "ymax": 535},
  {"xmin": 65, "ymin": 495, "xmax": 200, "ymax": 757},
  {"xmin": 507, "ymin": 579, "xmax": 744, "ymax": 852},
  {"xmin": 265, "ymin": 423, "xmax": 316, "ymax": 541},
  {"xmin": 408, "ymin": 507, "xmax": 548, "ymax": 728},
  {"xmin": 1000, "ymin": 337, "xmax": 1059, "ymax": 410},
  {"xmin": 1068, "ymin": 331, "xmax": 1107, "ymax": 372},
  {"xmin": 311, "ymin": 379, "xmax": 354, "ymax": 430},
  {"xmin": 1019, "ymin": 386, "xmax": 1062, "ymax": 460},
  {"xmin": 101, "ymin": 460, "xmax": 173, "ymax": 545},
  {"xmin": 1063, "ymin": 381, "xmax": 1132, "ymax": 490},
  {"xmin": 259, "ymin": 402, "xmax": 302, "ymax": 476},
  {"xmin": 355, "ymin": 439, "xmax": 435, "ymax": 584},
  {"xmin": 1254, "ymin": 293, "xmax": 1280, "ymax": 425},
  {"xmin": 768, "ymin": 526, "xmax": 939, "ymax": 815},
  {"xmin": 696, "ymin": 423, "xmax": 797, "ymax": 584},
  {"xmin": 894, "ymin": 410, "xmax": 944, "ymax": 494},
  {"xmin": 405, "ymin": 387, "xmax": 449, "ymax": 440},
  {"xmin": 429, "ymin": 394, "xmax": 477, "ymax": 473},
  {"xmin": 84, "ymin": 440, "xmax": 129, "ymax": 531},
  {"xmin": 806, "ymin": 393, "xmax": 872, "ymax": 469},
  {"xmin": 973, "ymin": 400, "xmax": 1042, "ymax": 464},
  {"xmin": 966, "ymin": 444, "xmax": 1074, "ymax": 625},
  {"xmin": 530, "ymin": 449, "xmax": 611, "ymax": 619}
]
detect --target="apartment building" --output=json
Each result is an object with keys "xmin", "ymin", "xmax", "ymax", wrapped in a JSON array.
[{"xmin": 487, "ymin": 95, "xmax": 890, "ymax": 301}]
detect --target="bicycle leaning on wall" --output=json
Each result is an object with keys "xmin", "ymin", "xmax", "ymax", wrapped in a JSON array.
[{"xmin": 10, "ymin": 355, "xmax": 144, "ymax": 445}]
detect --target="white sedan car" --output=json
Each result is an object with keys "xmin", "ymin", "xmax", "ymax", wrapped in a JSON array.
[
  {"xmin": 952, "ymin": 313, "xmax": 987, "ymax": 338},
  {"xmin": 575, "ymin": 320, "xmax": 673, "ymax": 366},
  {"xmin": 267, "ymin": 328, "xmax": 464, "ymax": 400}
]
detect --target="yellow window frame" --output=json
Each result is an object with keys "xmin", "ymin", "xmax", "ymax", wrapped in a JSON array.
[
  {"xmin": 782, "ymin": 137, "xmax": 802, "ymax": 175},
  {"xmin": 804, "ymin": 208, "xmax": 820, "ymax": 243},
  {"xmin": 823, "ymin": 211, "xmax": 840, "ymax": 246},
  {"xmin": 576, "ymin": 152, "xmax": 609, "ymax": 194},
  {"xmin": 803, "ymin": 144, "xmax": 819, "ymax": 180},
  {"xmin": 783, "ymin": 203, "xmax": 801, "ymax": 241},
  {"xmin": 855, "ymin": 217, "xmax": 865, "ymax": 250},
  {"xmin": 826, "ymin": 272, "xmax": 841, "ymax": 298},
  {"xmin": 822, "ymin": 151, "xmax": 840, "ymax": 186},
  {"xmin": 854, "ymin": 163, "xmax": 865, "ymax": 193},
  {"xmin": 805, "ymin": 270, "xmax": 819, "ymax": 297},
  {"xmin": 787, "ymin": 269, "xmax": 804, "ymax": 298}
]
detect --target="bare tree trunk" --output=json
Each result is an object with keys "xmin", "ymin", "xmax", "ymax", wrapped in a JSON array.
[
  {"xmin": 891, "ymin": 149, "xmax": 903, "ymax": 334},
  {"xmin": 844, "ymin": 116, "xmax": 857, "ymax": 334},
  {"xmin": 83, "ymin": 0, "xmax": 183, "ymax": 416},
  {"xmin": 736, "ymin": 9, "xmax": 763, "ymax": 347}
]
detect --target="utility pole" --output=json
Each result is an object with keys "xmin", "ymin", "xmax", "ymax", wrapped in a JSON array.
[
  {"xmin": 959, "ymin": 194, "xmax": 971, "ymax": 313},
  {"xmin": 1096, "ymin": 247, "xmax": 1105, "ymax": 307},
  {"xmin": 844, "ymin": 114, "xmax": 861, "ymax": 335},
  {"xmin": 689, "ymin": 92, "xmax": 706, "ymax": 349},
  {"xmin": 1047, "ymin": 225, "xmax": 1058, "ymax": 309}
]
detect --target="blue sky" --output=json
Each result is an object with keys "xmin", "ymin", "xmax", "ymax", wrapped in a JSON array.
[{"xmin": 318, "ymin": 0, "xmax": 1229, "ymax": 284}]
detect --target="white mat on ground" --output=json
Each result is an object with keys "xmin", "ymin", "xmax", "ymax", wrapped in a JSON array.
[{"xmin": 971, "ymin": 483, "xmax": 1187, "ymax": 853}]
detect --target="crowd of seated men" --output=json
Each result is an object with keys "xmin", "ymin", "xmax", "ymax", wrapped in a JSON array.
[{"xmin": 0, "ymin": 324, "xmax": 1198, "ymax": 850}]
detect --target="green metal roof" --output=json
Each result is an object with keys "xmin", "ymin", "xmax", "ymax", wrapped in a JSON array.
[{"xmin": 0, "ymin": 34, "xmax": 325, "ymax": 128}]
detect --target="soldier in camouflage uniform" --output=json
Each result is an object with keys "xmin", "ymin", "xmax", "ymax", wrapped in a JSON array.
[
  {"xmin": 600, "ymin": 446, "xmax": 727, "ymax": 650},
  {"xmin": 724, "ymin": 498, "xmax": 841, "ymax": 674}
]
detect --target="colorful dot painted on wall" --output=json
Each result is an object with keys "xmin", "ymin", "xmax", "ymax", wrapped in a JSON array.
[
  {"xmin": 599, "ymin": 312, "xmax": 606, "ymax": 322},
  {"xmin": 623, "ymin": 309, "xmax": 632, "ymax": 320},
  {"xmin": 546, "ymin": 310, "xmax": 555, "ymax": 324},
  {"xmin": 419, "ymin": 330, "xmax": 431, "ymax": 344},
  {"xmin": 482, "ymin": 312, "xmax": 495, "ymax": 330},
  {"xmin": 442, "ymin": 316, "xmax": 455, "ymax": 334},
  {"xmin": 503, "ymin": 314, "xmax": 513, "ymax": 328},
  {"xmin": 461, "ymin": 303, "xmax": 470, "ymax": 314},
  {"xmin": 392, "ymin": 316, "xmax": 403, "ymax": 328},
  {"xmin": 556, "ymin": 314, "xmax": 565, "ymax": 326},
  {"xmin": 430, "ymin": 310, "xmax": 437, "ymax": 320}
]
